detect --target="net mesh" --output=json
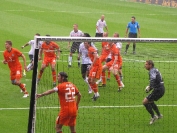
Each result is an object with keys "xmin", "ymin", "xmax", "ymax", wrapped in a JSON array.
[{"xmin": 32, "ymin": 38, "xmax": 177, "ymax": 133}]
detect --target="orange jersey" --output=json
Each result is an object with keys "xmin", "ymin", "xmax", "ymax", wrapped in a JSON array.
[
  {"xmin": 3, "ymin": 48, "xmax": 22, "ymax": 71},
  {"xmin": 56, "ymin": 82, "xmax": 79, "ymax": 116},
  {"xmin": 101, "ymin": 42, "xmax": 110, "ymax": 57},
  {"xmin": 88, "ymin": 46, "xmax": 101, "ymax": 66},
  {"xmin": 41, "ymin": 41, "xmax": 59, "ymax": 58},
  {"xmin": 110, "ymin": 44, "xmax": 120, "ymax": 64}
]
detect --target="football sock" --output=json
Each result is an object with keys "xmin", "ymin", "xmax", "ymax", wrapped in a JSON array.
[
  {"xmin": 114, "ymin": 75, "xmax": 121, "ymax": 87},
  {"xmin": 125, "ymin": 44, "xmax": 129, "ymax": 52},
  {"xmin": 52, "ymin": 70, "xmax": 56, "ymax": 83},
  {"xmin": 120, "ymin": 75, "xmax": 123, "ymax": 81},
  {"xmin": 19, "ymin": 83, "xmax": 28, "ymax": 93},
  {"xmin": 133, "ymin": 43, "xmax": 136, "ymax": 51},
  {"xmin": 68, "ymin": 56, "xmax": 72, "ymax": 65},
  {"xmin": 107, "ymin": 70, "xmax": 110, "ymax": 78},
  {"xmin": 27, "ymin": 63, "xmax": 33, "ymax": 71},
  {"xmin": 38, "ymin": 70, "xmax": 44, "ymax": 79},
  {"xmin": 102, "ymin": 72, "xmax": 106, "ymax": 84},
  {"xmin": 151, "ymin": 102, "xmax": 160, "ymax": 116},
  {"xmin": 144, "ymin": 103, "xmax": 154, "ymax": 118},
  {"xmin": 90, "ymin": 83, "xmax": 98, "ymax": 93}
]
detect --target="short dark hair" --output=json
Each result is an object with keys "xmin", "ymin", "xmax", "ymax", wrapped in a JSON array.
[
  {"xmin": 59, "ymin": 72, "xmax": 68, "ymax": 82},
  {"xmin": 6, "ymin": 40, "xmax": 12, "ymax": 46},
  {"xmin": 36, "ymin": 33, "xmax": 40, "ymax": 36},
  {"xmin": 84, "ymin": 33, "xmax": 91, "ymax": 37},
  {"xmin": 146, "ymin": 60, "xmax": 154, "ymax": 67},
  {"xmin": 132, "ymin": 16, "xmax": 136, "ymax": 19},
  {"xmin": 114, "ymin": 32, "xmax": 119, "ymax": 37}
]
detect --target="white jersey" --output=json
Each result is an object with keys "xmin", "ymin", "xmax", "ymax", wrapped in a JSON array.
[
  {"xmin": 28, "ymin": 40, "xmax": 43, "ymax": 55},
  {"xmin": 69, "ymin": 30, "xmax": 84, "ymax": 37},
  {"xmin": 96, "ymin": 19, "xmax": 107, "ymax": 33},
  {"xmin": 115, "ymin": 42, "xmax": 122, "ymax": 49},
  {"xmin": 79, "ymin": 42, "xmax": 97, "ymax": 64}
]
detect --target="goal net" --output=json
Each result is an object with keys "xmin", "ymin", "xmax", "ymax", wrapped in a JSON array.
[{"xmin": 28, "ymin": 37, "xmax": 177, "ymax": 133}]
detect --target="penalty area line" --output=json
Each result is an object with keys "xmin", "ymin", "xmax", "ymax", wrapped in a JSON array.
[{"xmin": 0, "ymin": 105, "xmax": 177, "ymax": 110}]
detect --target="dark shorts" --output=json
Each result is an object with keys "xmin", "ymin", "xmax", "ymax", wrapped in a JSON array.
[
  {"xmin": 70, "ymin": 42, "xmax": 81, "ymax": 53},
  {"xmin": 128, "ymin": 33, "xmax": 137, "ymax": 38},
  {"xmin": 106, "ymin": 58, "xmax": 112, "ymax": 63},
  {"xmin": 81, "ymin": 64, "xmax": 91, "ymax": 74},
  {"xmin": 146, "ymin": 87, "xmax": 165, "ymax": 102},
  {"xmin": 29, "ymin": 55, "xmax": 34, "ymax": 61},
  {"xmin": 95, "ymin": 33, "xmax": 103, "ymax": 37}
]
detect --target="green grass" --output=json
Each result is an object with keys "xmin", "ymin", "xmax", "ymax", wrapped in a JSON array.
[{"xmin": 0, "ymin": 0, "xmax": 177, "ymax": 133}]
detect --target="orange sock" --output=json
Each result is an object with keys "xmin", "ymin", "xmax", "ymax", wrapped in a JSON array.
[
  {"xmin": 114, "ymin": 75, "xmax": 121, "ymax": 86},
  {"xmin": 102, "ymin": 72, "xmax": 106, "ymax": 84},
  {"xmin": 52, "ymin": 70, "xmax": 56, "ymax": 82},
  {"xmin": 90, "ymin": 83, "xmax": 98, "ymax": 93},
  {"xmin": 19, "ymin": 83, "xmax": 28, "ymax": 94},
  {"xmin": 38, "ymin": 70, "xmax": 44, "ymax": 79},
  {"xmin": 107, "ymin": 70, "xmax": 111, "ymax": 78}
]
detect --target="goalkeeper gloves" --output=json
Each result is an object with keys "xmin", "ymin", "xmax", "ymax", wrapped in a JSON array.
[{"xmin": 145, "ymin": 86, "xmax": 150, "ymax": 93}]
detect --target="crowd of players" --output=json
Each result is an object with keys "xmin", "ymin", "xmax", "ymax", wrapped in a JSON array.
[{"xmin": 2, "ymin": 15, "xmax": 165, "ymax": 132}]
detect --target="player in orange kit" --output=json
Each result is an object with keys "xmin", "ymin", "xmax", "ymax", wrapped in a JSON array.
[
  {"xmin": 37, "ymin": 35, "xmax": 60, "ymax": 87},
  {"xmin": 3, "ymin": 40, "xmax": 29, "ymax": 98},
  {"xmin": 96, "ymin": 32, "xmax": 111, "ymax": 86},
  {"xmin": 37, "ymin": 72, "xmax": 81, "ymax": 133},
  {"xmin": 101, "ymin": 41, "xmax": 124, "ymax": 92},
  {"xmin": 84, "ymin": 41, "xmax": 102, "ymax": 101}
]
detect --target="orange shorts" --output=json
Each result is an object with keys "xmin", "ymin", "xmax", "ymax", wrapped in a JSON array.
[
  {"xmin": 89, "ymin": 65, "xmax": 102, "ymax": 79},
  {"xmin": 106, "ymin": 61, "xmax": 120, "ymax": 70},
  {"xmin": 56, "ymin": 115, "xmax": 77, "ymax": 126},
  {"xmin": 42, "ymin": 57, "xmax": 56, "ymax": 66},
  {"xmin": 10, "ymin": 68, "xmax": 22, "ymax": 81}
]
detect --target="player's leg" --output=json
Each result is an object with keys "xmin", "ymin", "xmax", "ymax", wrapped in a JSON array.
[
  {"xmin": 55, "ymin": 116, "xmax": 63, "ymax": 133},
  {"xmin": 37, "ymin": 60, "xmax": 47, "ymax": 83},
  {"xmin": 110, "ymin": 65, "xmax": 123, "ymax": 91},
  {"xmin": 143, "ymin": 95, "xmax": 158, "ymax": 124},
  {"xmin": 68, "ymin": 43, "xmax": 76, "ymax": 67},
  {"xmin": 51, "ymin": 58, "xmax": 57, "ymax": 87},
  {"xmin": 125, "ymin": 33, "xmax": 132, "ymax": 54},
  {"xmin": 81, "ymin": 64, "xmax": 92, "ymax": 94},
  {"xmin": 106, "ymin": 58, "xmax": 112, "ymax": 81},
  {"xmin": 11, "ymin": 69, "xmax": 29, "ymax": 98},
  {"xmin": 76, "ymin": 43, "xmax": 81, "ymax": 67},
  {"xmin": 26, "ymin": 55, "xmax": 34, "ymax": 71},
  {"xmin": 69, "ymin": 126, "xmax": 76, "ymax": 133},
  {"xmin": 133, "ymin": 33, "xmax": 137, "ymax": 54},
  {"xmin": 101, "ymin": 65, "xmax": 108, "ymax": 87}
]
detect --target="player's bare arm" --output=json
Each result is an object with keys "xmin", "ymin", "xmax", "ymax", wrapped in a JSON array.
[
  {"xmin": 36, "ymin": 89, "xmax": 55, "ymax": 99},
  {"xmin": 125, "ymin": 28, "xmax": 129, "ymax": 37},
  {"xmin": 75, "ymin": 92, "xmax": 81, "ymax": 109},
  {"xmin": 112, "ymin": 55, "xmax": 118, "ymax": 67},
  {"xmin": 2, "ymin": 59, "xmax": 7, "ymax": 64},
  {"xmin": 21, "ymin": 43, "xmax": 29, "ymax": 49},
  {"xmin": 138, "ymin": 28, "xmax": 141, "ymax": 38},
  {"xmin": 96, "ymin": 26, "xmax": 100, "ymax": 33},
  {"xmin": 21, "ymin": 54, "xmax": 27, "ymax": 71}
]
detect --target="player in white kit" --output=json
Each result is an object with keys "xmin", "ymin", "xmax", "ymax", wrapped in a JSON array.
[
  {"xmin": 95, "ymin": 15, "xmax": 108, "ymax": 37},
  {"xmin": 68, "ymin": 24, "xmax": 84, "ymax": 67},
  {"xmin": 21, "ymin": 33, "xmax": 42, "ymax": 76},
  {"xmin": 78, "ymin": 33, "xmax": 97, "ymax": 94}
]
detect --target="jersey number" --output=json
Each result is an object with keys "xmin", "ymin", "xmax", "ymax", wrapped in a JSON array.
[{"xmin": 65, "ymin": 87, "xmax": 75, "ymax": 102}]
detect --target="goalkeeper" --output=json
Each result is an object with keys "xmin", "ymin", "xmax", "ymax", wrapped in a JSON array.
[{"xmin": 143, "ymin": 60, "xmax": 165, "ymax": 125}]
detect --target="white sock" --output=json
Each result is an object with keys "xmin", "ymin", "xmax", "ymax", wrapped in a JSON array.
[
  {"xmin": 68, "ymin": 56, "xmax": 72, "ymax": 65},
  {"xmin": 27, "ymin": 63, "xmax": 32, "ymax": 71},
  {"xmin": 94, "ymin": 92, "xmax": 100, "ymax": 97}
]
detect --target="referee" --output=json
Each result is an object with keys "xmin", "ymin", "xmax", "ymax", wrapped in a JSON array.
[
  {"xmin": 143, "ymin": 60, "xmax": 165, "ymax": 125},
  {"xmin": 124, "ymin": 16, "xmax": 140, "ymax": 54}
]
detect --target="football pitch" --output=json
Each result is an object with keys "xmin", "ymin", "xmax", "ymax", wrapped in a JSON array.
[{"xmin": 0, "ymin": 0, "xmax": 177, "ymax": 133}]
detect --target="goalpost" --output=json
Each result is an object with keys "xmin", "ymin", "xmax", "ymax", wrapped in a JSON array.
[{"xmin": 27, "ymin": 37, "xmax": 177, "ymax": 133}]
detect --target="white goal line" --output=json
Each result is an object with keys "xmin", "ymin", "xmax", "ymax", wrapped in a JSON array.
[{"xmin": 0, "ymin": 105, "xmax": 177, "ymax": 110}]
